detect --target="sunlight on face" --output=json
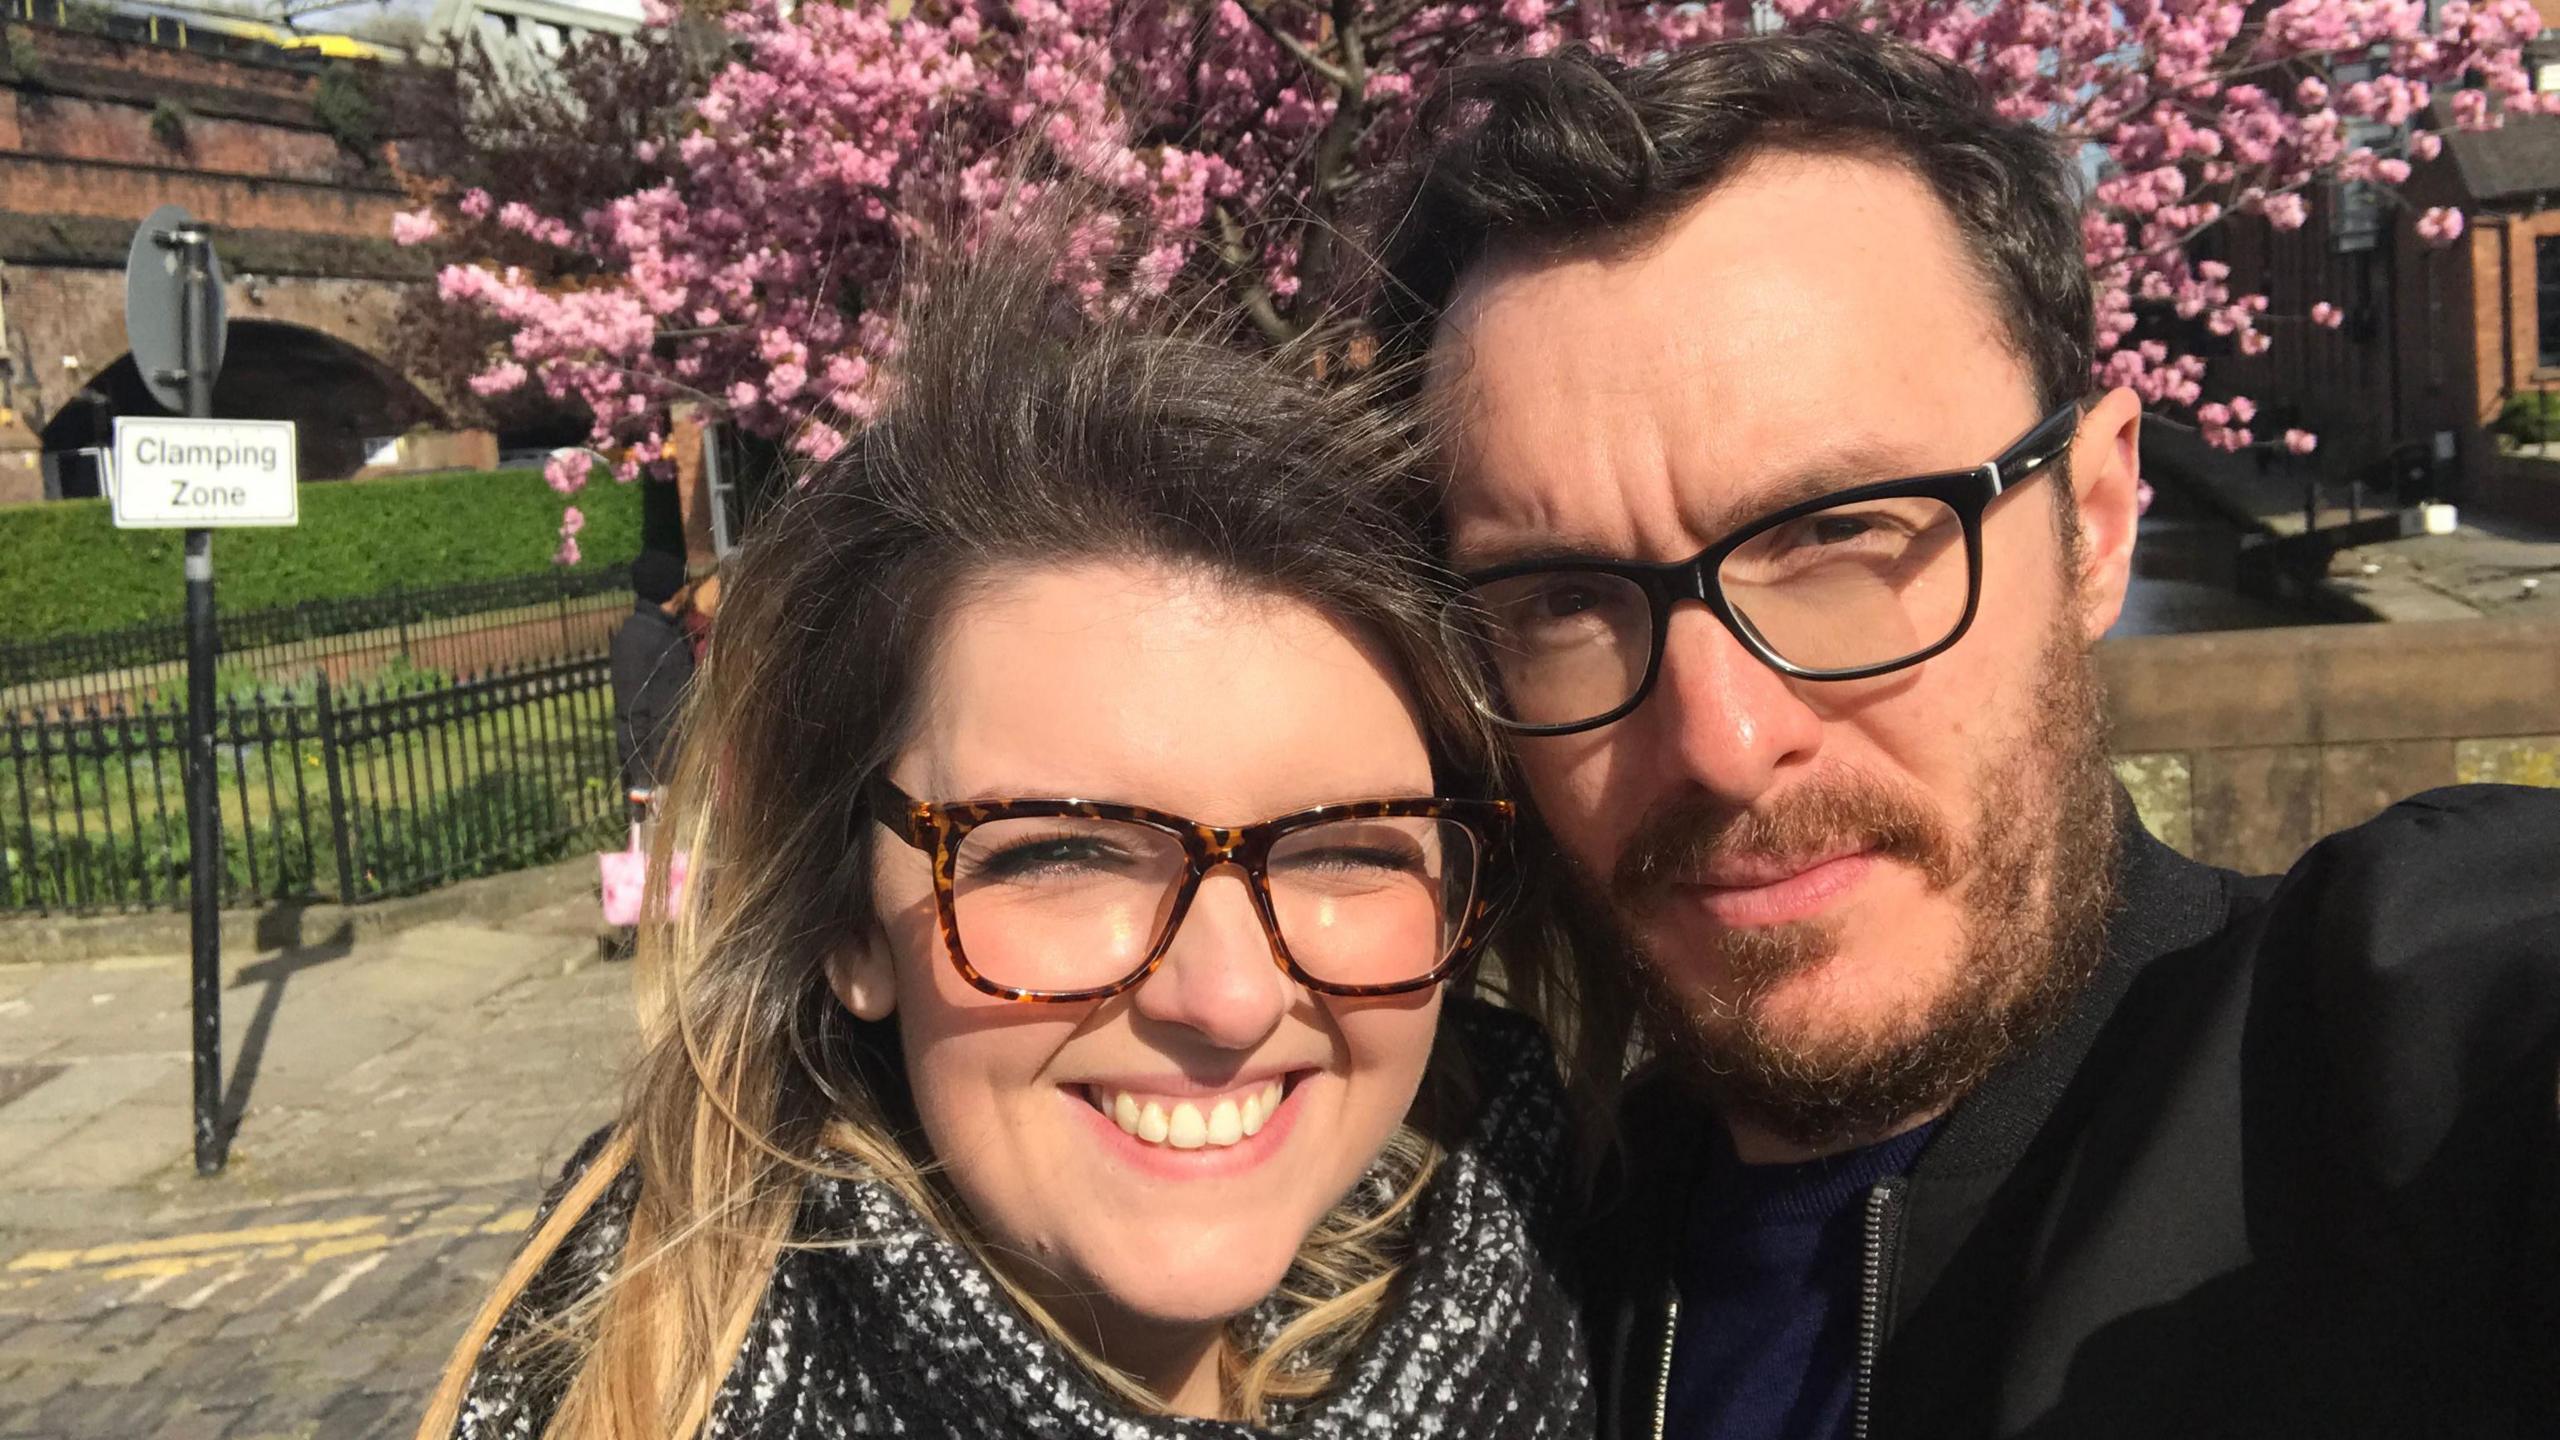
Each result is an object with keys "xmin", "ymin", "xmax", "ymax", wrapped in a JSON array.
[
  {"xmin": 1433, "ymin": 151, "xmax": 2135, "ymax": 1151},
  {"xmin": 857, "ymin": 561, "xmax": 1446, "ymax": 1364}
]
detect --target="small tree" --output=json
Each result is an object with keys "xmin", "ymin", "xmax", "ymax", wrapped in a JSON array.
[
  {"xmin": 149, "ymin": 97, "xmax": 191, "ymax": 151},
  {"xmin": 383, "ymin": 16, "xmax": 724, "ymax": 443}
]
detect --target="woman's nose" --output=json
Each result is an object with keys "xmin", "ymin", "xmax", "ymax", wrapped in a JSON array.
[{"xmin": 1128, "ymin": 867, "xmax": 1294, "ymax": 1051}]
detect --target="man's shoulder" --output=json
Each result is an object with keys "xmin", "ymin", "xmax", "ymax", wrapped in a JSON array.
[
  {"xmin": 2230, "ymin": 784, "xmax": 2560, "ymax": 1180},
  {"xmin": 2258, "ymin": 783, "xmax": 2560, "ymax": 934}
]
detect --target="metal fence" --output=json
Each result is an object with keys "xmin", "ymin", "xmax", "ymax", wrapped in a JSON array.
[
  {"xmin": 0, "ymin": 656, "xmax": 622, "ymax": 915},
  {"xmin": 0, "ymin": 566, "xmax": 633, "ymax": 720}
]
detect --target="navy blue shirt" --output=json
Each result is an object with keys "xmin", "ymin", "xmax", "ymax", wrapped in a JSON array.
[{"xmin": 1661, "ymin": 1121, "xmax": 1938, "ymax": 1440}]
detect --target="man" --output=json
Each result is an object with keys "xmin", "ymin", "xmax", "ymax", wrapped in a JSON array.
[
  {"xmin": 1372, "ymin": 27, "xmax": 2560, "ymax": 1440},
  {"xmin": 609, "ymin": 548, "xmax": 697, "ymax": 819}
]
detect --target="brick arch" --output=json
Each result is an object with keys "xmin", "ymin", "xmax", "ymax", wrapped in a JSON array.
[{"xmin": 16, "ymin": 263, "xmax": 449, "ymax": 441}]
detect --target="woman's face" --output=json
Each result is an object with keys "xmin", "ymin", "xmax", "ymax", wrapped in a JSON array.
[{"xmin": 844, "ymin": 560, "xmax": 1446, "ymax": 1357}]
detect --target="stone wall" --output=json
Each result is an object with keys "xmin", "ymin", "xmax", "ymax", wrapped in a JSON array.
[{"xmin": 2099, "ymin": 617, "xmax": 2560, "ymax": 872}]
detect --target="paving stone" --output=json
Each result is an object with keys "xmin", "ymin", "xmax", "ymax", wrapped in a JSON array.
[
  {"xmin": 0, "ymin": 1318, "xmax": 88, "ymax": 1364},
  {"xmin": 82, "ymin": 1300, "xmax": 170, "ymax": 1346},
  {"xmin": 0, "ymin": 904, "xmax": 633, "ymax": 1437},
  {"xmin": 144, "ymin": 1403, "xmax": 243, "ymax": 1440},
  {"xmin": 76, "ymin": 1336, "xmax": 166, "ymax": 1388},
  {"xmin": 36, "ymin": 1381, "xmax": 171, "ymax": 1439}
]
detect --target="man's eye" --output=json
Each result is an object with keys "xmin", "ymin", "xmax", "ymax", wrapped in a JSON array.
[
  {"xmin": 1534, "ymin": 583, "xmax": 1604, "ymax": 618},
  {"xmin": 1807, "ymin": 514, "xmax": 1876, "ymax": 546}
]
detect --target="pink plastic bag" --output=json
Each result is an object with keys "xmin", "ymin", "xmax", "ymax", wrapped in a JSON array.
[{"xmin": 599, "ymin": 824, "xmax": 689, "ymax": 926}]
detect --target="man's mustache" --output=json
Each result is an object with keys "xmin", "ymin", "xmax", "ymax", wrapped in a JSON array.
[{"xmin": 1609, "ymin": 773, "xmax": 1963, "ymax": 911}]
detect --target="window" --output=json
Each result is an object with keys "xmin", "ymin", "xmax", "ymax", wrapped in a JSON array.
[{"xmin": 2538, "ymin": 236, "xmax": 2560, "ymax": 369}]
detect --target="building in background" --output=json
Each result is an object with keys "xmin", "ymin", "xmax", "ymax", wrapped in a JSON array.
[
  {"xmin": 0, "ymin": 0, "xmax": 457, "ymax": 501},
  {"xmin": 425, "ymin": 0, "xmax": 637, "ymax": 71},
  {"xmin": 2216, "ymin": 3, "xmax": 2560, "ymax": 528}
]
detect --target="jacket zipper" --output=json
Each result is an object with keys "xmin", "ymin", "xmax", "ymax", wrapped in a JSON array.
[
  {"xmin": 1648, "ymin": 1295, "xmax": 1680, "ymax": 1440},
  {"xmin": 1853, "ymin": 1177, "xmax": 1908, "ymax": 1440}
]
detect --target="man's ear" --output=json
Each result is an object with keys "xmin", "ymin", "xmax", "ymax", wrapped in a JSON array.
[
  {"xmin": 829, "ymin": 935, "xmax": 898, "ymax": 1022},
  {"xmin": 2067, "ymin": 385, "xmax": 2144, "ymax": 641}
]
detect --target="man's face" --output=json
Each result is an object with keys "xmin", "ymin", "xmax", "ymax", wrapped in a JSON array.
[{"xmin": 1431, "ymin": 149, "xmax": 2145, "ymax": 1157}]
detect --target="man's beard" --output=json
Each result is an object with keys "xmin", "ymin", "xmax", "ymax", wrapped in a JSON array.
[{"xmin": 1608, "ymin": 615, "xmax": 2121, "ymax": 1154}]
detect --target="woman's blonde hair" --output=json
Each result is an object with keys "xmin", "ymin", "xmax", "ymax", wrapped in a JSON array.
[{"xmin": 417, "ymin": 247, "xmax": 1499, "ymax": 1439}]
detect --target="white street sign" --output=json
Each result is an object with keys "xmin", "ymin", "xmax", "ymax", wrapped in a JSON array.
[{"xmin": 111, "ymin": 418, "xmax": 299, "ymax": 529}]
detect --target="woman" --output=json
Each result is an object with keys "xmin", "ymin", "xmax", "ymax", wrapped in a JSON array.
[{"xmin": 419, "ymin": 250, "xmax": 1591, "ymax": 1439}]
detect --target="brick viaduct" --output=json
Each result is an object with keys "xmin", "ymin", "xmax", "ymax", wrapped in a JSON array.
[{"xmin": 0, "ymin": 19, "xmax": 445, "ymax": 501}]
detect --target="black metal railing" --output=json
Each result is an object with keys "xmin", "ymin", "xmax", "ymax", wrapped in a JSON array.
[
  {"xmin": 0, "ymin": 566, "xmax": 632, "ymax": 719},
  {"xmin": 1, "ymin": 655, "xmax": 622, "ymax": 914}
]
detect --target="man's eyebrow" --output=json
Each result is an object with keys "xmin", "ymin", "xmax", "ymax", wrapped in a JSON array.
[
  {"xmin": 1453, "ymin": 450, "xmax": 1962, "ymax": 575},
  {"xmin": 1450, "ymin": 535, "xmax": 1632, "ymax": 575}
]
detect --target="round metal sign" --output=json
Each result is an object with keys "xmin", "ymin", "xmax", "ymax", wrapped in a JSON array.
[{"xmin": 124, "ymin": 205, "xmax": 228, "ymax": 415}]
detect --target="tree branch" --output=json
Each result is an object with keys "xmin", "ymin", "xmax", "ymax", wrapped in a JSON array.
[
  {"xmin": 1234, "ymin": 0, "xmax": 1354, "ymax": 91},
  {"xmin": 1216, "ymin": 204, "xmax": 1304, "ymax": 346}
]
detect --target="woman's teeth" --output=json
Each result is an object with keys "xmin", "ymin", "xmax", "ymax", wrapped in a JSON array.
[{"xmin": 1099, "ymin": 1080, "xmax": 1286, "ymax": 1150}]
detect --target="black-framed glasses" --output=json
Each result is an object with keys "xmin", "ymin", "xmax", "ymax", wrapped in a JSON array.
[
  {"xmin": 1445, "ymin": 404, "xmax": 2081, "ymax": 736},
  {"xmin": 865, "ymin": 778, "xmax": 1513, "ymax": 1003}
]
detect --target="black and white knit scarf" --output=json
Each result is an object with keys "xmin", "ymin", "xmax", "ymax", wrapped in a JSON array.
[{"xmin": 454, "ymin": 999, "xmax": 1593, "ymax": 1439}]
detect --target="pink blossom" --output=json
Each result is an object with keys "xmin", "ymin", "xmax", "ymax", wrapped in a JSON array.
[
  {"xmin": 411, "ymin": 0, "xmax": 2546, "ymax": 564},
  {"xmin": 544, "ymin": 450, "xmax": 593, "ymax": 496},
  {"xmin": 469, "ymin": 360, "xmax": 528, "ymax": 397},
  {"xmin": 2283, "ymin": 429, "xmax": 2319, "ymax": 455},
  {"xmin": 560, "ymin": 505, "xmax": 587, "ymax": 537},
  {"xmin": 391, "ymin": 209, "xmax": 441, "ymax": 246}
]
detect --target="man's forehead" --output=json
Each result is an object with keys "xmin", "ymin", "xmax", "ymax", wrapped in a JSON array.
[{"xmin": 1425, "ymin": 151, "xmax": 2023, "ymax": 568}]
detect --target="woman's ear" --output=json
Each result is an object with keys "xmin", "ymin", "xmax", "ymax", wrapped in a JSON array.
[{"xmin": 830, "ymin": 935, "xmax": 899, "ymax": 1021}]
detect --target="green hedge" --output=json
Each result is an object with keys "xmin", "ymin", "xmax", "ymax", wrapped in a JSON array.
[
  {"xmin": 2496, "ymin": 390, "xmax": 2560, "ymax": 446},
  {"xmin": 0, "ymin": 467, "xmax": 647, "ymax": 640}
]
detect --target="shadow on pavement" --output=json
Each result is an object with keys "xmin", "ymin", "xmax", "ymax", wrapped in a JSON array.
[{"xmin": 218, "ymin": 921, "xmax": 357, "ymax": 1145}]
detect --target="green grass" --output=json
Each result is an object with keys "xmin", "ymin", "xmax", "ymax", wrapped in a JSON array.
[
  {"xmin": 1, "ymin": 680, "xmax": 620, "ymax": 910},
  {"xmin": 0, "ymin": 465, "xmax": 649, "ymax": 641}
]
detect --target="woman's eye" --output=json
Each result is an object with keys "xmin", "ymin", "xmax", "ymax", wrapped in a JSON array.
[
  {"xmin": 969, "ymin": 836, "xmax": 1130, "ymax": 882},
  {"xmin": 1280, "ymin": 842, "xmax": 1427, "ymax": 877}
]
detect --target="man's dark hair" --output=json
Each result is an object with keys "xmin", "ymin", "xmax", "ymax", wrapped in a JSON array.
[{"xmin": 1367, "ymin": 25, "xmax": 2094, "ymax": 414}]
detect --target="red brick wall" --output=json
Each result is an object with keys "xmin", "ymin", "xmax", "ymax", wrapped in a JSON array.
[
  {"xmin": 2216, "ymin": 161, "xmax": 2492, "ymax": 487},
  {"xmin": 8, "ymin": 23, "xmax": 319, "ymax": 109},
  {"xmin": 0, "ymin": 92, "xmax": 349, "ymax": 183},
  {"xmin": 2469, "ymin": 210, "xmax": 2560, "ymax": 414},
  {"xmin": 0, "ymin": 153, "xmax": 397, "ymax": 236}
]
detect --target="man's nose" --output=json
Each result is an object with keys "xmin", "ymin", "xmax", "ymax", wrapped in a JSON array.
[
  {"xmin": 1639, "ymin": 605, "xmax": 1825, "ymax": 806},
  {"xmin": 1128, "ymin": 867, "xmax": 1294, "ymax": 1051}
]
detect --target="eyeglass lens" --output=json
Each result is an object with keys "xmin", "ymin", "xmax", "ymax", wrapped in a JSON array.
[
  {"xmin": 944, "ymin": 814, "xmax": 1481, "ymax": 994},
  {"xmin": 1461, "ymin": 491, "xmax": 1971, "ymax": 727}
]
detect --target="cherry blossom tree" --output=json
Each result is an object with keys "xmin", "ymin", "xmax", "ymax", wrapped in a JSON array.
[{"xmin": 396, "ymin": 0, "xmax": 2549, "ymax": 557}]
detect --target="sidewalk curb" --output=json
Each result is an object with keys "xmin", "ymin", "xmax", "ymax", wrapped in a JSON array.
[{"xmin": 0, "ymin": 856, "xmax": 599, "ymax": 966}]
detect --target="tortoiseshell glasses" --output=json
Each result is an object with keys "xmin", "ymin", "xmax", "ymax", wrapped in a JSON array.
[{"xmin": 866, "ymin": 778, "xmax": 1513, "ymax": 1003}]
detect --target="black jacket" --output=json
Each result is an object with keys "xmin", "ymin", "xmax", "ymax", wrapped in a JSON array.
[
  {"xmin": 608, "ymin": 601, "xmax": 695, "ymax": 797},
  {"xmin": 1584, "ymin": 785, "xmax": 2560, "ymax": 1439}
]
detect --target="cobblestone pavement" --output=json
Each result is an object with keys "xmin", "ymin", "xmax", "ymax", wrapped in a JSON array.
[{"xmin": 0, "ymin": 893, "xmax": 637, "ymax": 1439}]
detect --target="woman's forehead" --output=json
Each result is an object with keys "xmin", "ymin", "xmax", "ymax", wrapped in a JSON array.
[{"xmin": 896, "ymin": 561, "xmax": 1435, "ymax": 818}]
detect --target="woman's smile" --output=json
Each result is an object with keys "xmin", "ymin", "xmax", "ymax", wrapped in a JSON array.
[{"xmin": 1062, "ymin": 1070, "xmax": 1314, "ymax": 1174}]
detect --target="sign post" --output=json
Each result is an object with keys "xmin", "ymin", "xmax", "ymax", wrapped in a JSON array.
[{"xmin": 121, "ymin": 206, "xmax": 292, "ymax": 1177}]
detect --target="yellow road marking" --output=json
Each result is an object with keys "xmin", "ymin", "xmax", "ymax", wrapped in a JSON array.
[
  {"xmin": 7, "ymin": 1213, "xmax": 386, "ymax": 1273},
  {"xmin": 5, "ymin": 1196, "xmax": 539, "ymax": 1288},
  {"xmin": 302, "ymin": 1233, "xmax": 393, "ymax": 1264}
]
